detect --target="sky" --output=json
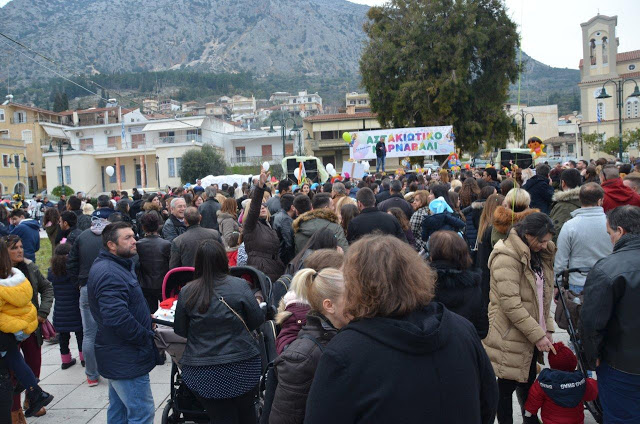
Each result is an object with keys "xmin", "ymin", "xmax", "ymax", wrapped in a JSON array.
[
  {"xmin": 349, "ymin": 0, "xmax": 640, "ymax": 69},
  {"xmin": 1, "ymin": 0, "xmax": 638, "ymax": 69}
]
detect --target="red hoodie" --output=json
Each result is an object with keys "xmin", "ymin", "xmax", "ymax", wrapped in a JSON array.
[{"xmin": 602, "ymin": 178, "xmax": 640, "ymax": 212}]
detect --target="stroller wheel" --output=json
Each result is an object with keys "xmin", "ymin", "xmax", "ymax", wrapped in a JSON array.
[{"xmin": 161, "ymin": 401, "xmax": 176, "ymax": 424}]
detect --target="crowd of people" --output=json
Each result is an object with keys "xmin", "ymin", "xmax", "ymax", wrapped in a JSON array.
[{"xmin": 0, "ymin": 155, "xmax": 639, "ymax": 423}]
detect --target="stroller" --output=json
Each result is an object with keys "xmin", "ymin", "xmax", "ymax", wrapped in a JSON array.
[
  {"xmin": 554, "ymin": 268, "xmax": 603, "ymax": 423},
  {"xmin": 153, "ymin": 266, "xmax": 278, "ymax": 424}
]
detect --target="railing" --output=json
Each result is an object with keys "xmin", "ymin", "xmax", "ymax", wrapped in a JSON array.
[{"xmin": 229, "ymin": 155, "xmax": 283, "ymax": 165}]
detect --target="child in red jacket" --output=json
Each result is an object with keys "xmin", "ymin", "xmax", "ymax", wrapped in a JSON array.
[{"xmin": 525, "ymin": 342, "xmax": 598, "ymax": 424}]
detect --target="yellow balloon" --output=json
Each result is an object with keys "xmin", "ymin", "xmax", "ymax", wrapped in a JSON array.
[{"xmin": 342, "ymin": 132, "xmax": 352, "ymax": 143}]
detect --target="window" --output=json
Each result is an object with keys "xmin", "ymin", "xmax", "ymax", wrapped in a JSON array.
[
  {"xmin": 176, "ymin": 158, "xmax": 182, "ymax": 177},
  {"xmin": 186, "ymin": 129, "xmax": 202, "ymax": 142},
  {"xmin": 285, "ymin": 143, "xmax": 294, "ymax": 155},
  {"xmin": 131, "ymin": 133, "xmax": 146, "ymax": 148},
  {"xmin": 21, "ymin": 130, "xmax": 32, "ymax": 144},
  {"xmin": 13, "ymin": 111, "xmax": 26, "ymax": 124},
  {"xmin": 630, "ymin": 64, "xmax": 637, "ymax": 71},
  {"xmin": 626, "ymin": 98, "xmax": 640, "ymax": 119},
  {"xmin": 262, "ymin": 145, "xmax": 273, "ymax": 160},
  {"xmin": 590, "ymin": 39, "xmax": 596, "ymax": 66},
  {"xmin": 160, "ymin": 131, "xmax": 175, "ymax": 143},
  {"xmin": 553, "ymin": 146, "xmax": 561, "ymax": 157},
  {"xmin": 107, "ymin": 136, "xmax": 122, "ymax": 149},
  {"xmin": 235, "ymin": 147, "xmax": 246, "ymax": 162},
  {"xmin": 168, "ymin": 158, "xmax": 175, "ymax": 177},
  {"xmin": 79, "ymin": 138, "xmax": 94, "ymax": 151},
  {"xmin": 13, "ymin": 155, "xmax": 19, "ymax": 168},
  {"xmin": 568, "ymin": 144, "xmax": 574, "ymax": 154},
  {"xmin": 349, "ymin": 100, "xmax": 356, "ymax": 105},
  {"xmin": 0, "ymin": 130, "xmax": 9, "ymax": 139},
  {"xmin": 57, "ymin": 166, "xmax": 71, "ymax": 185},
  {"xmin": 108, "ymin": 165, "xmax": 126, "ymax": 183},
  {"xmin": 2, "ymin": 154, "xmax": 8, "ymax": 167},
  {"xmin": 602, "ymin": 37, "xmax": 608, "ymax": 64},
  {"xmin": 320, "ymin": 131, "xmax": 338, "ymax": 140},
  {"xmin": 0, "ymin": 109, "xmax": 4, "ymax": 122}
]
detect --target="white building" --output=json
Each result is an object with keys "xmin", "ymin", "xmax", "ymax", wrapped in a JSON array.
[
  {"xmin": 224, "ymin": 130, "xmax": 295, "ymax": 167},
  {"xmin": 504, "ymin": 104, "xmax": 560, "ymax": 150},
  {"xmin": 269, "ymin": 92, "xmax": 291, "ymax": 103},
  {"xmin": 159, "ymin": 99, "xmax": 181, "ymax": 113},
  {"xmin": 345, "ymin": 92, "xmax": 371, "ymax": 113},
  {"xmin": 280, "ymin": 90, "xmax": 323, "ymax": 117}
]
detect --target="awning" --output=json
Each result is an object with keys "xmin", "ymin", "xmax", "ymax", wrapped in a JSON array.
[
  {"xmin": 142, "ymin": 118, "xmax": 204, "ymax": 132},
  {"xmin": 42, "ymin": 125, "xmax": 70, "ymax": 139}
]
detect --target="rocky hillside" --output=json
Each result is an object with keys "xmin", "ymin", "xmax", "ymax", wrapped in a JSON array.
[{"xmin": 1, "ymin": 0, "xmax": 368, "ymax": 82}]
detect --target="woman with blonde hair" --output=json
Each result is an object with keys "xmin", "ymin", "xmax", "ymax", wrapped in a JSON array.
[
  {"xmin": 304, "ymin": 235, "xmax": 497, "ymax": 423},
  {"xmin": 409, "ymin": 190, "xmax": 430, "ymax": 252},
  {"xmin": 270, "ymin": 267, "xmax": 347, "ymax": 423}
]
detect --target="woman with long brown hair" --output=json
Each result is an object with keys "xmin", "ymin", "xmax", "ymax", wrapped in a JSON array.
[
  {"xmin": 387, "ymin": 207, "xmax": 415, "ymax": 247},
  {"xmin": 409, "ymin": 190, "xmax": 430, "ymax": 252},
  {"xmin": 217, "ymin": 197, "xmax": 240, "ymax": 248},
  {"xmin": 304, "ymin": 235, "xmax": 498, "ymax": 423},
  {"xmin": 339, "ymin": 203, "xmax": 359, "ymax": 240}
]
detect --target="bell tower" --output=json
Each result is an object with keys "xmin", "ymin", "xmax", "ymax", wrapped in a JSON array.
[{"xmin": 580, "ymin": 15, "xmax": 618, "ymax": 81}]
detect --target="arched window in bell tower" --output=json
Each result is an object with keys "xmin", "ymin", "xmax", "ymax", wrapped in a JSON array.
[
  {"xmin": 602, "ymin": 37, "xmax": 608, "ymax": 64},
  {"xmin": 590, "ymin": 39, "xmax": 597, "ymax": 65}
]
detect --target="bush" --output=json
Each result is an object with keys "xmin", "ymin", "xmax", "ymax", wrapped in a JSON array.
[
  {"xmin": 51, "ymin": 185, "xmax": 74, "ymax": 197},
  {"xmin": 179, "ymin": 145, "xmax": 227, "ymax": 184}
]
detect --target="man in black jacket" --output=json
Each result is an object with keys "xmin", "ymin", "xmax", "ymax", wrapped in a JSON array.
[
  {"xmin": 375, "ymin": 178, "xmax": 392, "ymax": 205},
  {"xmin": 68, "ymin": 195, "xmax": 91, "ymax": 231},
  {"xmin": 523, "ymin": 163, "xmax": 555, "ymax": 215},
  {"xmin": 136, "ymin": 212, "xmax": 171, "ymax": 313},
  {"xmin": 198, "ymin": 186, "xmax": 220, "ymax": 231},
  {"xmin": 581, "ymin": 205, "xmax": 640, "ymax": 422},
  {"xmin": 375, "ymin": 139, "xmax": 386, "ymax": 173},
  {"xmin": 170, "ymin": 207, "xmax": 221, "ymax": 268},
  {"xmin": 347, "ymin": 188, "xmax": 406, "ymax": 243},
  {"xmin": 272, "ymin": 193, "xmax": 296, "ymax": 265},
  {"xmin": 377, "ymin": 179, "xmax": 413, "ymax": 219},
  {"xmin": 162, "ymin": 197, "xmax": 187, "ymax": 242},
  {"xmin": 57, "ymin": 211, "xmax": 83, "ymax": 246}
]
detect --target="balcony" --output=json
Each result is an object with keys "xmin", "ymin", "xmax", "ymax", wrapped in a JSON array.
[{"xmin": 230, "ymin": 155, "xmax": 283, "ymax": 165}]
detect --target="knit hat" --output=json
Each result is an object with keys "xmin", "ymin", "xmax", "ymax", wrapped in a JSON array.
[{"xmin": 548, "ymin": 342, "xmax": 577, "ymax": 372}]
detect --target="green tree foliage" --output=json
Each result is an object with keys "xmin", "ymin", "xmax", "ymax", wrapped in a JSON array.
[
  {"xmin": 583, "ymin": 129, "xmax": 640, "ymax": 158},
  {"xmin": 51, "ymin": 185, "xmax": 75, "ymax": 197},
  {"xmin": 179, "ymin": 145, "xmax": 226, "ymax": 184},
  {"xmin": 359, "ymin": 0, "xmax": 520, "ymax": 152}
]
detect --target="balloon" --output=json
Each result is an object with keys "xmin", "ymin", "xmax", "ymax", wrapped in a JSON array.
[
  {"xmin": 329, "ymin": 168, "xmax": 337, "ymax": 177},
  {"xmin": 294, "ymin": 168, "xmax": 300, "ymax": 179},
  {"xmin": 262, "ymin": 161, "xmax": 270, "ymax": 172},
  {"xmin": 361, "ymin": 161, "xmax": 370, "ymax": 171},
  {"xmin": 342, "ymin": 132, "xmax": 352, "ymax": 143},
  {"xmin": 105, "ymin": 166, "xmax": 114, "ymax": 177},
  {"xmin": 326, "ymin": 163, "xmax": 334, "ymax": 172}
]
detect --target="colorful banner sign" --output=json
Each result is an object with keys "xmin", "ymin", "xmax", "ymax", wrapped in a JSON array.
[{"xmin": 348, "ymin": 126, "xmax": 454, "ymax": 160}]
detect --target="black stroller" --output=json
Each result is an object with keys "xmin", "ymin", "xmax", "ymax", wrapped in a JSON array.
[
  {"xmin": 554, "ymin": 268, "xmax": 603, "ymax": 423},
  {"xmin": 153, "ymin": 266, "xmax": 278, "ymax": 424}
]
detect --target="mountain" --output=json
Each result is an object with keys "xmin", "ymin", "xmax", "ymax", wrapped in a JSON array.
[{"xmin": 1, "ymin": 0, "xmax": 368, "ymax": 82}]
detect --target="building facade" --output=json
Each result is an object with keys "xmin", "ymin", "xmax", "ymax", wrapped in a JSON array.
[
  {"xmin": 345, "ymin": 92, "xmax": 371, "ymax": 114},
  {"xmin": 280, "ymin": 91, "xmax": 323, "ymax": 117},
  {"xmin": 578, "ymin": 14, "xmax": 640, "ymax": 160},
  {"xmin": 504, "ymin": 104, "xmax": 560, "ymax": 150}
]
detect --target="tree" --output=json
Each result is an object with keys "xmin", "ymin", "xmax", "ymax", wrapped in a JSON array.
[
  {"xmin": 359, "ymin": 0, "xmax": 520, "ymax": 152},
  {"xmin": 583, "ymin": 129, "xmax": 640, "ymax": 158},
  {"xmin": 179, "ymin": 144, "xmax": 226, "ymax": 184},
  {"xmin": 53, "ymin": 93, "xmax": 65, "ymax": 112},
  {"xmin": 98, "ymin": 88, "xmax": 106, "ymax": 108}
]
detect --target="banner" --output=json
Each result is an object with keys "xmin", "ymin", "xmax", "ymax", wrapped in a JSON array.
[{"xmin": 348, "ymin": 126, "xmax": 454, "ymax": 160}]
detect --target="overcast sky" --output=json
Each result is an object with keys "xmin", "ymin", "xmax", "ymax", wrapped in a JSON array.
[{"xmin": 1, "ymin": 0, "xmax": 638, "ymax": 69}]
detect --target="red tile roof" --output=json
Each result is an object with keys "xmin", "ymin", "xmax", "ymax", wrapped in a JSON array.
[
  {"xmin": 304, "ymin": 112, "xmax": 378, "ymax": 122},
  {"xmin": 5, "ymin": 102, "xmax": 61, "ymax": 116},
  {"xmin": 58, "ymin": 107, "xmax": 135, "ymax": 116},
  {"xmin": 579, "ymin": 49, "xmax": 640, "ymax": 68},
  {"xmin": 578, "ymin": 71, "xmax": 640, "ymax": 85}
]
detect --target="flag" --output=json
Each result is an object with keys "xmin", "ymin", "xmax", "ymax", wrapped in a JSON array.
[{"xmin": 597, "ymin": 106, "xmax": 602, "ymax": 123}]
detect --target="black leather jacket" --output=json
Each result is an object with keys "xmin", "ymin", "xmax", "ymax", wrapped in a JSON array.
[
  {"xmin": 136, "ymin": 235, "xmax": 171, "ymax": 291},
  {"xmin": 174, "ymin": 275, "xmax": 265, "ymax": 366},
  {"xmin": 582, "ymin": 234, "xmax": 640, "ymax": 374}
]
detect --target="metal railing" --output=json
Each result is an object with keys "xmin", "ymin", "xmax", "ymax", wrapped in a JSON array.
[
  {"xmin": 229, "ymin": 155, "xmax": 283, "ymax": 165},
  {"xmin": 41, "ymin": 135, "xmax": 216, "ymax": 153}
]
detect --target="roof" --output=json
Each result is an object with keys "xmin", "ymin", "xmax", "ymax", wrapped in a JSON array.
[
  {"xmin": 579, "ymin": 49, "xmax": 640, "ymax": 68},
  {"xmin": 545, "ymin": 135, "xmax": 576, "ymax": 144},
  {"xmin": 304, "ymin": 112, "xmax": 378, "ymax": 122},
  {"xmin": 578, "ymin": 70, "xmax": 640, "ymax": 85},
  {"xmin": 142, "ymin": 117, "xmax": 204, "ymax": 132},
  {"xmin": 3, "ymin": 102, "xmax": 61, "ymax": 116},
  {"xmin": 58, "ymin": 107, "xmax": 135, "ymax": 116}
]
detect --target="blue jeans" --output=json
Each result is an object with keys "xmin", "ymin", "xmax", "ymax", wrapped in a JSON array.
[
  {"xmin": 597, "ymin": 362, "xmax": 640, "ymax": 423},
  {"xmin": 376, "ymin": 156, "xmax": 386, "ymax": 172},
  {"xmin": 2, "ymin": 346, "xmax": 38, "ymax": 391},
  {"xmin": 569, "ymin": 284, "xmax": 584, "ymax": 294},
  {"xmin": 79, "ymin": 286, "xmax": 99, "ymax": 380},
  {"xmin": 108, "ymin": 374, "xmax": 154, "ymax": 424}
]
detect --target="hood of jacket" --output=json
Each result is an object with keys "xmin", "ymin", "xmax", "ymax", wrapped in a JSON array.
[
  {"xmin": 431, "ymin": 261, "xmax": 481, "ymax": 289},
  {"xmin": 602, "ymin": 178, "xmax": 640, "ymax": 204},
  {"xmin": 537, "ymin": 369, "xmax": 587, "ymax": 408},
  {"xmin": 552, "ymin": 186, "xmax": 581, "ymax": 203},
  {"xmin": 569, "ymin": 206, "xmax": 604, "ymax": 219},
  {"xmin": 429, "ymin": 197, "xmax": 453, "ymax": 214},
  {"xmin": 292, "ymin": 208, "xmax": 339, "ymax": 233},
  {"xmin": 491, "ymin": 228, "xmax": 555, "ymax": 268},
  {"xmin": 493, "ymin": 206, "xmax": 539, "ymax": 234},
  {"xmin": 216, "ymin": 211, "xmax": 236, "ymax": 223},
  {"xmin": 90, "ymin": 217, "xmax": 109, "ymax": 235},
  {"xmin": 18, "ymin": 219, "xmax": 40, "ymax": 231},
  {"xmin": 345, "ymin": 302, "xmax": 451, "ymax": 355},
  {"xmin": 471, "ymin": 200, "xmax": 485, "ymax": 210},
  {"xmin": 92, "ymin": 207, "xmax": 116, "ymax": 219}
]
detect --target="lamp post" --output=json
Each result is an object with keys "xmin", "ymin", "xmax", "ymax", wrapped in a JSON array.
[
  {"xmin": 511, "ymin": 110, "xmax": 537, "ymax": 149},
  {"xmin": 268, "ymin": 114, "xmax": 298, "ymax": 157},
  {"xmin": 156, "ymin": 155, "xmax": 160, "ymax": 188},
  {"xmin": 7, "ymin": 153, "xmax": 29, "ymax": 195},
  {"xmin": 596, "ymin": 78, "xmax": 640, "ymax": 161},
  {"xmin": 290, "ymin": 128, "xmax": 313, "ymax": 156},
  {"xmin": 30, "ymin": 162, "xmax": 36, "ymax": 193},
  {"xmin": 48, "ymin": 139, "xmax": 74, "ymax": 189}
]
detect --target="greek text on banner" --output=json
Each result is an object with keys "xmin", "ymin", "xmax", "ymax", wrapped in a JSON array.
[{"xmin": 349, "ymin": 126, "xmax": 455, "ymax": 160}]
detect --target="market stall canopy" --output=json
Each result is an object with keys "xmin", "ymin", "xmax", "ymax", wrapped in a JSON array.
[{"xmin": 42, "ymin": 125, "xmax": 70, "ymax": 139}]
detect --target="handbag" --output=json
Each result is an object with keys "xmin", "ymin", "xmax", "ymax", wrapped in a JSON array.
[
  {"xmin": 554, "ymin": 289, "xmax": 583, "ymax": 332},
  {"xmin": 218, "ymin": 296, "xmax": 259, "ymax": 341},
  {"xmin": 41, "ymin": 319, "xmax": 56, "ymax": 340}
]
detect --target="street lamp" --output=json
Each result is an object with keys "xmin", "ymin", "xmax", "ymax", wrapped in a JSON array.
[
  {"xmin": 48, "ymin": 139, "xmax": 74, "ymax": 188},
  {"xmin": 596, "ymin": 78, "xmax": 640, "ymax": 161},
  {"xmin": 30, "ymin": 162, "xmax": 36, "ymax": 193},
  {"xmin": 511, "ymin": 110, "xmax": 537, "ymax": 149},
  {"xmin": 7, "ymin": 153, "xmax": 29, "ymax": 195},
  {"xmin": 268, "ymin": 114, "xmax": 298, "ymax": 157},
  {"xmin": 290, "ymin": 128, "xmax": 313, "ymax": 156}
]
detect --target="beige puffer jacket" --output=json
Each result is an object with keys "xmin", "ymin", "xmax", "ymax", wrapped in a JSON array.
[{"xmin": 483, "ymin": 228, "xmax": 555, "ymax": 383}]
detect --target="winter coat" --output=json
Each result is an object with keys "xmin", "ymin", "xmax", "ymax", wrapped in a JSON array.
[
  {"xmin": 266, "ymin": 195, "xmax": 282, "ymax": 216},
  {"xmin": 483, "ymin": 229, "xmax": 556, "ymax": 383},
  {"xmin": 44, "ymin": 224, "xmax": 59, "ymax": 255},
  {"xmin": 375, "ymin": 189, "xmax": 391, "ymax": 205},
  {"xmin": 92, "ymin": 207, "xmax": 116, "ymax": 220},
  {"xmin": 375, "ymin": 141, "xmax": 386, "ymax": 158},
  {"xmin": 55, "ymin": 225, "xmax": 82, "ymax": 247},
  {"xmin": 523, "ymin": 175, "xmax": 555, "ymax": 215},
  {"xmin": 305, "ymin": 303, "xmax": 498, "ymax": 424},
  {"xmin": 169, "ymin": 224, "xmax": 221, "ymax": 268},
  {"xmin": 217, "ymin": 211, "xmax": 240, "ymax": 249},
  {"xmin": 137, "ymin": 205, "xmax": 165, "ymax": 237},
  {"xmin": 549, "ymin": 187, "xmax": 581, "ymax": 242},
  {"xmin": 462, "ymin": 200, "xmax": 484, "ymax": 251},
  {"xmin": 377, "ymin": 194, "xmax": 413, "ymax": 220},
  {"xmin": 271, "ymin": 313, "xmax": 338, "ymax": 424},
  {"xmin": 243, "ymin": 186, "xmax": 285, "ymax": 282},
  {"xmin": 409, "ymin": 206, "xmax": 429, "ymax": 252},
  {"xmin": 581, "ymin": 234, "xmax": 640, "ymax": 374},
  {"xmin": 9, "ymin": 219, "xmax": 40, "ymax": 261},
  {"xmin": 16, "ymin": 260, "xmax": 54, "ymax": 345},
  {"xmin": 174, "ymin": 274, "xmax": 265, "ymax": 366},
  {"xmin": 292, "ymin": 208, "xmax": 349, "ymax": 254},
  {"xmin": 421, "ymin": 212, "xmax": 465, "ymax": 242},
  {"xmin": 67, "ymin": 227, "xmax": 105, "ymax": 288},
  {"xmin": 431, "ymin": 260, "xmax": 487, "ymax": 338},
  {"xmin": 72, "ymin": 209, "xmax": 92, "ymax": 232},
  {"xmin": 0, "ymin": 268, "xmax": 38, "ymax": 335},
  {"xmin": 162, "ymin": 214, "xmax": 187, "ymax": 242},
  {"xmin": 554, "ymin": 207, "xmax": 611, "ymax": 288},
  {"xmin": 199, "ymin": 198, "xmax": 221, "ymax": 231},
  {"xmin": 525, "ymin": 369, "xmax": 598, "ymax": 424},
  {"xmin": 88, "ymin": 249, "xmax": 157, "ymax": 380},
  {"xmin": 49, "ymin": 269, "xmax": 82, "ymax": 333},
  {"xmin": 272, "ymin": 210, "xmax": 295, "ymax": 265},
  {"xmin": 136, "ymin": 235, "xmax": 171, "ymax": 291},
  {"xmin": 601, "ymin": 177, "xmax": 640, "ymax": 212},
  {"xmin": 490, "ymin": 207, "xmax": 539, "ymax": 247},
  {"xmin": 275, "ymin": 300, "xmax": 310, "ymax": 355},
  {"xmin": 346, "ymin": 207, "xmax": 407, "ymax": 243}
]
